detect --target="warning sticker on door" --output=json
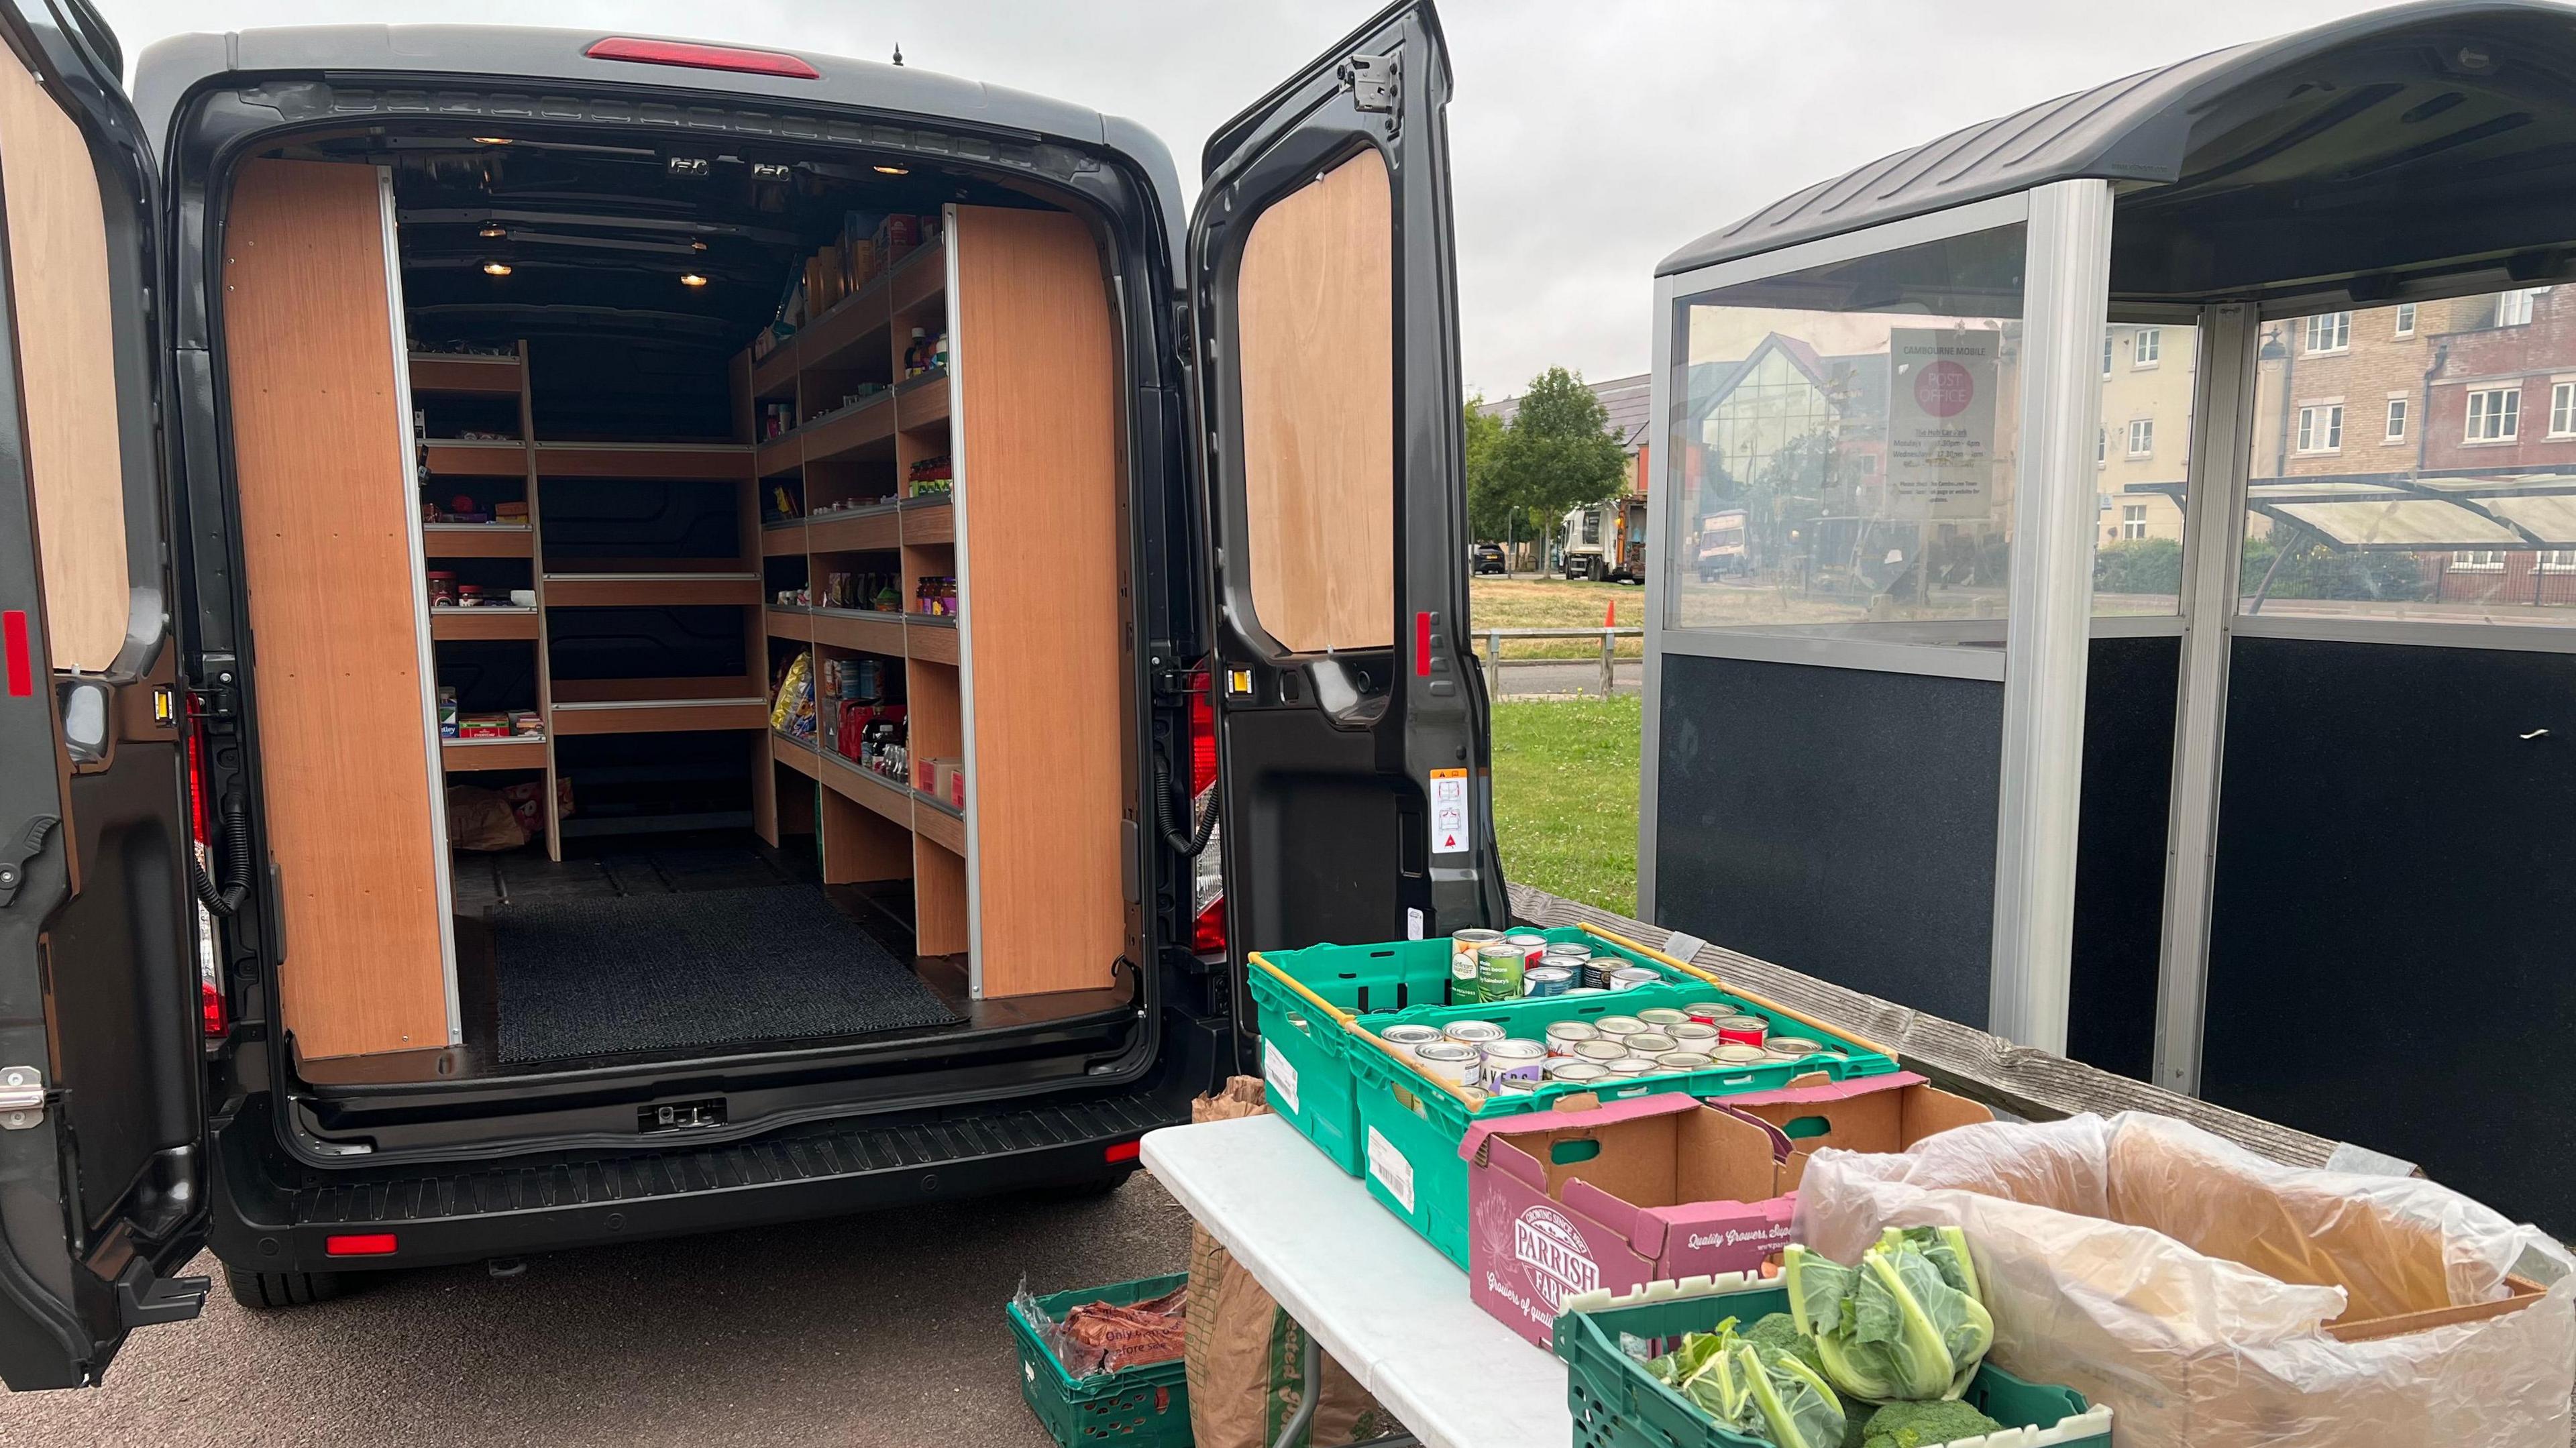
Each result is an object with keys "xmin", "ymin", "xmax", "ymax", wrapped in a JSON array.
[
  {"xmin": 1366, "ymin": 1125, "xmax": 1416, "ymax": 1213},
  {"xmin": 1430, "ymin": 768, "xmax": 1470, "ymax": 856},
  {"xmin": 1262, "ymin": 1038, "xmax": 1300, "ymax": 1115}
]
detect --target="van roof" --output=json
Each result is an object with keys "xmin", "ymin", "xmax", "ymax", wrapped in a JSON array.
[{"xmin": 132, "ymin": 24, "xmax": 1185, "ymax": 262}]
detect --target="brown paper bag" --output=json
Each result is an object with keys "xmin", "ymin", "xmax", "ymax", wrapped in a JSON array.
[{"xmin": 1181, "ymin": 1077, "xmax": 1401, "ymax": 1448}]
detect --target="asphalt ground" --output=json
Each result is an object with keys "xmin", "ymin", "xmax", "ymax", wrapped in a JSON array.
[{"xmin": 0, "ymin": 1172, "xmax": 1196, "ymax": 1447}]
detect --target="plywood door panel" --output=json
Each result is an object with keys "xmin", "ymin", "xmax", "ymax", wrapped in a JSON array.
[
  {"xmin": 224, "ymin": 159, "xmax": 451, "ymax": 1058},
  {"xmin": 1235, "ymin": 148, "xmax": 1395, "ymax": 653},
  {"xmin": 0, "ymin": 53, "xmax": 131, "ymax": 670},
  {"xmin": 951, "ymin": 206, "xmax": 1126, "ymax": 996}
]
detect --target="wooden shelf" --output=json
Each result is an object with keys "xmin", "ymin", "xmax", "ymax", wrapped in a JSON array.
[
  {"xmin": 888, "ymin": 239, "xmax": 946, "ymax": 319},
  {"xmin": 904, "ymin": 614, "xmax": 960, "ymax": 664},
  {"xmin": 896, "ymin": 370, "xmax": 951, "ymax": 429},
  {"xmin": 765, "ymin": 606, "xmax": 815, "ymax": 643},
  {"xmin": 441, "ymin": 736, "xmax": 547, "ymax": 771},
  {"xmin": 798, "ymin": 273, "xmax": 897, "ymax": 375},
  {"xmin": 755, "ymin": 433, "xmax": 803, "ymax": 480},
  {"xmin": 429, "ymin": 606, "xmax": 539, "ymax": 641},
  {"xmin": 808, "ymin": 505, "xmax": 902, "ymax": 553},
  {"xmin": 810, "ymin": 608, "xmax": 906, "ymax": 655},
  {"xmin": 533, "ymin": 442, "xmax": 755, "ymax": 481},
  {"xmin": 820, "ymin": 748, "xmax": 915, "ymax": 828},
  {"xmin": 914, "ymin": 796, "xmax": 965, "ymax": 854},
  {"xmin": 749, "ymin": 339, "xmax": 800, "ymax": 400},
  {"xmin": 421, "ymin": 523, "xmax": 534, "ymax": 558},
  {"xmin": 409, "ymin": 353, "xmax": 522, "ymax": 395},
  {"xmin": 547, "ymin": 697, "xmax": 770, "ymax": 736},
  {"xmin": 761, "ymin": 520, "xmax": 808, "ymax": 557},
  {"xmin": 421, "ymin": 440, "xmax": 531, "ymax": 478},
  {"xmin": 541, "ymin": 573, "xmax": 761, "ymax": 608},
  {"xmin": 898, "ymin": 495, "xmax": 954, "ymax": 545},
  {"xmin": 802, "ymin": 392, "xmax": 898, "ymax": 463}
]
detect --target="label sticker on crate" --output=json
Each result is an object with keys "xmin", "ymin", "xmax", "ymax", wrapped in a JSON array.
[
  {"xmin": 1429, "ymin": 769, "xmax": 1469, "ymax": 856},
  {"xmin": 1263, "ymin": 1038, "xmax": 1301, "ymax": 1115},
  {"xmin": 1366, "ymin": 1125, "xmax": 1416, "ymax": 1213},
  {"xmin": 1407, "ymin": 907, "xmax": 1424, "ymax": 940}
]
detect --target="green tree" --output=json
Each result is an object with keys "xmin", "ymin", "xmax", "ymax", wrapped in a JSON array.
[
  {"xmin": 1493, "ymin": 366, "xmax": 1629, "ymax": 537},
  {"xmin": 1462, "ymin": 394, "xmax": 1513, "ymax": 542}
]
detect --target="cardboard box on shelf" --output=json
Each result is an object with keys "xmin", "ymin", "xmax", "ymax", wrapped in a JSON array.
[{"xmin": 1459, "ymin": 1072, "xmax": 1990, "ymax": 1350}]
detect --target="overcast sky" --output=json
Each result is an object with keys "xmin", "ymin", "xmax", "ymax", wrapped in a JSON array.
[{"xmin": 95, "ymin": 0, "xmax": 2404, "ymax": 398}]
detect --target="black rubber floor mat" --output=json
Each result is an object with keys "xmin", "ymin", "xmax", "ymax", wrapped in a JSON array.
[{"xmin": 488, "ymin": 885, "xmax": 959, "ymax": 1064}]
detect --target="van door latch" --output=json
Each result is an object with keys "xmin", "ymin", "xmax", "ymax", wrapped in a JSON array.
[
  {"xmin": 0, "ymin": 1066, "xmax": 46, "ymax": 1129},
  {"xmin": 0, "ymin": 816, "xmax": 53, "ymax": 909},
  {"xmin": 1340, "ymin": 52, "xmax": 1397, "ymax": 113}
]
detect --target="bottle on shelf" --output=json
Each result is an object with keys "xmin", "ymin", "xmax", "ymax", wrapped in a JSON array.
[{"xmin": 904, "ymin": 327, "xmax": 928, "ymax": 378}]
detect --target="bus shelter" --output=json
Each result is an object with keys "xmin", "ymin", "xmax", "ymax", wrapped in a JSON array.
[{"xmin": 1640, "ymin": 0, "xmax": 2576, "ymax": 1233}]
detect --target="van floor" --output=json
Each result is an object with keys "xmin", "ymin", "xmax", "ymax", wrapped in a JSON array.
[{"xmin": 290, "ymin": 831, "xmax": 1133, "ymax": 1087}]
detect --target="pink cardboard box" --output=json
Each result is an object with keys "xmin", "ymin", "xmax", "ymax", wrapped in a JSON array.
[{"xmin": 1457, "ymin": 1072, "xmax": 1989, "ymax": 1349}]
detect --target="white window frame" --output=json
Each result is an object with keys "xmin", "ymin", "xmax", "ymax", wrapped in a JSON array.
[
  {"xmin": 2541, "ymin": 549, "xmax": 2576, "ymax": 572},
  {"xmin": 2133, "ymin": 327, "xmax": 2161, "ymax": 368},
  {"xmin": 2304, "ymin": 311, "xmax": 2350, "ymax": 353},
  {"xmin": 2466, "ymin": 386, "xmax": 2521, "ymax": 443},
  {"xmin": 2498, "ymin": 288, "xmax": 2545, "ymax": 327},
  {"xmin": 2096, "ymin": 427, "xmax": 2106, "ymax": 466},
  {"xmin": 2451, "ymin": 549, "xmax": 2506, "ymax": 571},
  {"xmin": 2121, "ymin": 504, "xmax": 2147, "ymax": 541},
  {"xmin": 2552, "ymin": 380, "xmax": 2576, "ymax": 438},
  {"xmin": 2393, "ymin": 302, "xmax": 2417, "ymax": 338},
  {"xmin": 2383, "ymin": 394, "xmax": 2408, "ymax": 443},
  {"xmin": 2100, "ymin": 331, "xmax": 2113, "ymax": 378},
  {"xmin": 2126, "ymin": 416, "xmax": 2154, "ymax": 457},
  {"xmin": 2295, "ymin": 402, "xmax": 2343, "ymax": 453}
]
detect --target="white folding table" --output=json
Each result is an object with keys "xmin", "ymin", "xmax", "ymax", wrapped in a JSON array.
[{"xmin": 1140, "ymin": 1113, "xmax": 1572, "ymax": 1448}]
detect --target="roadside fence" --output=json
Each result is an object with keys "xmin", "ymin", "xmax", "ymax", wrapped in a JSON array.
[{"xmin": 1474, "ymin": 626, "xmax": 1644, "ymax": 699}]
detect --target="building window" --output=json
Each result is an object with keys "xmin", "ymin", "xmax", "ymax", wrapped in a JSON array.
[
  {"xmin": 2467, "ymin": 386, "xmax": 2521, "ymax": 442},
  {"xmin": 2554, "ymin": 381, "xmax": 2576, "ymax": 437},
  {"xmin": 2394, "ymin": 302, "xmax": 2418, "ymax": 337},
  {"xmin": 2304, "ymin": 312, "xmax": 2351, "ymax": 353},
  {"xmin": 2296, "ymin": 403, "xmax": 2343, "ymax": 453},
  {"xmin": 2385, "ymin": 396, "xmax": 2408, "ymax": 442},
  {"xmin": 2126, "ymin": 418, "xmax": 2153, "ymax": 457},
  {"xmin": 2100, "ymin": 332, "xmax": 2112, "ymax": 378},
  {"xmin": 2498, "ymin": 288, "xmax": 2546, "ymax": 326},
  {"xmin": 2121, "ymin": 504, "xmax": 2147, "ymax": 541},
  {"xmin": 2096, "ymin": 427, "xmax": 2106, "ymax": 465},
  {"xmin": 2451, "ymin": 549, "xmax": 2506, "ymax": 571},
  {"xmin": 2133, "ymin": 327, "xmax": 2161, "ymax": 367},
  {"xmin": 2542, "ymin": 549, "xmax": 2576, "ymax": 571}
]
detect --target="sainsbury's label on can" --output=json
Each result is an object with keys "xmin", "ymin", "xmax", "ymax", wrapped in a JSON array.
[
  {"xmin": 1430, "ymin": 769, "xmax": 1469, "ymax": 856},
  {"xmin": 1366, "ymin": 1125, "xmax": 1416, "ymax": 1213},
  {"xmin": 1263, "ymin": 1038, "xmax": 1301, "ymax": 1115}
]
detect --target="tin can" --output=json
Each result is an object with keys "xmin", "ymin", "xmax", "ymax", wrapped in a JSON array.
[
  {"xmin": 1542, "ymin": 940, "xmax": 1593, "ymax": 960},
  {"xmin": 1546, "ymin": 1060, "xmax": 1609, "ymax": 1084},
  {"xmin": 1764, "ymin": 1035, "xmax": 1824, "ymax": 1060},
  {"xmin": 1715, "ymin": 1014, "xmax": 1769, "ymax": 1046},
  {"xmin": 1491, "ymin": 1073, "xmax": 1539, "ymax": 1096},
  {"xmin": 1563, "ymin": 986, "xmax": 1609, "ymax": 997},
  {"xmin": 1572, "ymin": 1038, "xmax": 1628, "ymax": 1065},
  {"xmin": 1544, "ymin": 1021, "xmax": 1599, "ymax": 1057},
  {"xmin": 1413, "ymin": 1041, "xmax": 1482, "ymax": 1088},
  {"xmin": 1680, "ymin": 1001, "xmax": 1740, "ymax": 1023},
  {"xmin": 1601, "ymin": 1056, "xmax": 1662, "ymax": 1077},
  {"xmin": 1379, "ymin": 1023, "xmax": 1442, "ymax": 1059},
  {"xmin": 1449, "ymin": 952, "xmax": 1483, "ymax": 1006},
  {"xmin": 1636, "ymin": 1007, "xmax": 1690, "ymax": 1028},
  {"xmin": 1475, "ymin": 942, "xmax": 1527, "ymax": 1002},
  {"xmin": 1656, "ymin": 1050, "xmax": 1716, "ymax": 1071},
  {"xmin": 1502, "ymin": 930, "xmax": 1550, "ymax": 951},
  {"xmin": 1623, "ymin": 1032, "xmax": 1679, "ymax": 1056},
  {"xmin": 1669, "ymin": 1021, "xmax": 1721, "ymax": 1048},
  {"xmin": 1593, "ymin": 1015, "xmax": 1648, "ymax": 1040},
  {"xmin": 1608, "ymin": 966, "xmax": 1662, "ymax": 991},
  {"xmin": 1452, "ymin": 928, "xmax": 1503, "ymax": 955},
  {"xmin": 1709, "ymin": 1042, "xmax": 1770, "ymax": 1067},
  {"xmin": 1442, "ymin": 1019, "xmax": 1505, "ymax": 1047},
  {"xmin": 1523, "ymin": 964, "xmax": 1575, "ymax": 997},
  {"xmin": 1580, "ymin": 959, "xmax": 1618, "ymax": 990},
  {"xmin": 1481, "ymin": 1038, "xmax": 1548, "ymax": 1087}
]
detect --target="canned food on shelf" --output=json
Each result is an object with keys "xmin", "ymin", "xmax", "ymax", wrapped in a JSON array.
[
  {"xmin": 1607, "ymin": 966, "xmax": 1661, "ymax": 991},
  {"xmin": 1475, "ymin": 943, "xmax": 1527, "ymax": 1002},
  {"xmin": 1545, "ymin": 1060, "xmax": 1609, "ymax": 1084},
  {"xmin": 1635, "ymin": 1007, "xmax": 1690, "ymax": 1028},
  {"xmin": 1544, "ymin": 1020, "xmax": 1599, "ymax": 1056},
  {"xmin": 1572, "ymin": 1038, "xmax": 1627, "ymax": 1065},
  {"xmin": 1593, "ymin": 1015, "xmax": 1648, "ymax": 1040},
  {"xmin": 1709, "ymin": 1042, "xmax": 1770, "ymax": 1066},
  {"xmin": 1480, "ymin": 1038, "xmax": 1548, "ymax": 1087},
  {"xmin": 1622, "ymin": 1031, "xmax": 1678, "ymax": 1056},
  {"xmin": 1442, "ymin": 1020, "xmax": 1505, "ymax": 1047},
  {"xmin": 1523, "ymin": 965, "xmax": 1574, "ymax": 997},
  {"xmin": 1413, "ymin": 1042, "xmax": 1481, "ymax": 1089},
  {"xmin": 1601, "ymin": 1056, "xmax": 1660, "ymax": 1077},
  {"xmin": 1379, "ymin": 1023, "xmax": 1442, "ymax": 1059},
  {"xmin": 1714, "ymin": 1014, "xmax": 1769, "ymax": 1046},
  {"xmin": 1668, "ymin": 1021, "xmax": 1720, "ymax": 1048},
  {"xmin": 1655, "ymin": 1050, "xmax": 1715, "ymax": 1070}
]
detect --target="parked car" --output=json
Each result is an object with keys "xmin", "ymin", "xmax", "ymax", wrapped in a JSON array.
[
  {"xmin": 0, "ymin": 0, "xmax": 1504, "ymax": 1388},
  {"xmin": 1472, "ymin": 541, "xmax": 1507, "ymax": 574}
]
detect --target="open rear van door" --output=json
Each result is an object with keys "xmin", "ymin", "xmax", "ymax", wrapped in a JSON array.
[{"xmin": 0, "ymin": 0, "xmax": 211, "ymax": 1390}]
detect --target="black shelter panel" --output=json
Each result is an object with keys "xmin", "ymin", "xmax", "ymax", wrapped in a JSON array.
[
  {"xmin": 1654, "ymin": 652, "xmax": 2000, "ymax": 1027},
  {"xmin": 2067, "ymin": 635, "xmax": 2181, "ymax": 1082},
  {"xmin": 2204, "ymin": 635, "xmax": 2576, "ymax": 1233}
]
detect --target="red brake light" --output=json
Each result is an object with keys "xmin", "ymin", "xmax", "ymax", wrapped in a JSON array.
[
  {"xmin": 1185, "ymin": 670, "xmax": 1226, "ymax": 954},
  {"xmin": 585, "ymin": 37, "xmax": 821, "ymax": 79},
  {"xmin": 325, "ymin": 1233, "xmax": 397, "ymax": 1257},
  {"xmin": 1104, "ymin": 1140, "xmax": 1141, "ymax": 1164},
  {"xmin": 185, "ymin": 720, "xmax": 226, "ymax": 1037}
]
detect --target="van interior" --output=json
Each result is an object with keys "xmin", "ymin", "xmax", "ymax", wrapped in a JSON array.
[{"xmin": 221, "ymin": 126, "xmax": 1142, "ymax": 1104}]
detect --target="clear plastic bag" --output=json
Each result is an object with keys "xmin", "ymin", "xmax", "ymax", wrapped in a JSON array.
[{"xmin": 1791, "ymin": 1112, "xmax": 2575, "ymax": 1447}]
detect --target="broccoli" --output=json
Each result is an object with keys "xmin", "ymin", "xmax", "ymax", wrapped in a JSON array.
[
  {"xmin": 1860, "ymin": 1399, "xmax": 2005, "ymax": 1448},
  {"xmin": 1742, "ymin": 1314, "xmax": 1868, "ymax": 1448}
]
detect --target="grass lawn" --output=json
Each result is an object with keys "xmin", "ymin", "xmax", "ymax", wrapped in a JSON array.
[
  {"xmin": 1489, "ymin": 694, "xmax": 1640, "ymax": 915},
  {"xmin": 1469, "ymin": 577, "xmax": 1648, "ymax": 659}
]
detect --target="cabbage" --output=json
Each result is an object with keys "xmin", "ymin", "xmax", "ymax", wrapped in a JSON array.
[
  {"xmin": 1782, "ymin": 1229, "xmax": 1994, "ymax": 1404},
  {"xmin": 1646, "ymin": 1317, "xmax": 1850, "ymax": 1448}
]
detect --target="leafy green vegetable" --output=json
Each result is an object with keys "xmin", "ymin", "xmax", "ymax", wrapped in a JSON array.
[
  {"xmin": 1859, "ymin": 1398, "xmax": 2005, "ymax": 1447},
  {"xmin": 1782, "ymin": 1230, "xmax": 1995, "ymax": 1404},
  {"xmin": 1644, "ymin": 1318, "xmax": 1849, "ymax": 1448}
]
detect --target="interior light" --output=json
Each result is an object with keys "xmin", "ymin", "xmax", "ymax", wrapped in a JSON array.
[
  {"xmin": 872, "ymin": 164, "xmax": 909, "ymax": 176},
  {"xmin": 680, "ymin": 273, "xmax": 708, "ymax": 288},
  {"xmin": 479, "ymin": 223, "xmax": 507, "ymax": 239},
  {"xmin": 472, "ymin": 137, "xmax": 512, "ymax": 146},
  {"xmin": 482, "ymin": 261, "xmax": 513, "ymax": 277},
  {"xmin": 585, "ymin": 36, "xmax": 822, "ymax": 80},
  {"xmin": 690, "ymin": 239, "xmax": 708, "ymax": 252}
]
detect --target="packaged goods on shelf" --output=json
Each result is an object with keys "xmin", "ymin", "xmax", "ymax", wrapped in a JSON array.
[
  {"xmin": 437, "ymin": 686, "xmax": 458, "ymax": 738},
  {"xmin": 769, "ymin": 651, "xmax": 814, "ymax": 736},
  {"xmin": 455, "ymin": 712, "xmax": 511, "ymax": 738},
  {"xmin": 906, "ymin": 454, "xmax": 953, "ymax": 497},
  {"xmin": 759, "ymin": 400, "xmax": 794, "ymax": 441},
  {"xmin": 507, "ymin": 710, "xmax": 541, "ymax": 737}
]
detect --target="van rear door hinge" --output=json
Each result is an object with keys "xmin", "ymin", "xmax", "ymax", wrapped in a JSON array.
[
  {"xmin": 1340, "ymin": 52, "xmax": 1397, "ymax": 113},
  {"xmin": 0, "ymin": 1065, "xmax": 47, "ymax": 1129}
]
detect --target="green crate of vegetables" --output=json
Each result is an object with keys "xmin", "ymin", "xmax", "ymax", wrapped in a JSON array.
[
  {"xmin": 1554, "ymin": 1233, "xmax": 2112, "ymax": 1448},
  {"xmin": 1006, "ymin": 1272, "xmax": 1193, "ymax": 1448}
]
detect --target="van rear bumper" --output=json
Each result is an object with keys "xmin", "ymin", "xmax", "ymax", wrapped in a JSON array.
[{"xmin": 208, "ymin": 1015, "xmax": 1222, "ymax": 1274}]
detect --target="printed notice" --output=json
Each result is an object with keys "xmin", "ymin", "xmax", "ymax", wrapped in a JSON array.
[
  {"xmin": 1885, "ymin": 327, "xmax": 2000, "ymax": 520},
  {"xmin": 1407, "ymin": 907, "xmax": 1426, "ymax": 940},
  {"xmin": 1262, "ymin": 1038, "xmax": 1300, "ymax": 1115},
  {"xmin": 1366, "ymin": 1125, "xmax": 1417, "ymax": 1213},
  {"xmin": 1430, "ymin": 768, "xmax": 1470, "ymax": 856}
]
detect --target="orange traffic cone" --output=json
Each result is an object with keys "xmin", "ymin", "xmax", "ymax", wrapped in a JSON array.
[{"xmin": 1603, "ymin": 598, "xmax": 1617, "ymax": 628}]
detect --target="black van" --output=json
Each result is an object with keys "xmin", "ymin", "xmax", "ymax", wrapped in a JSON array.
[{"xmin": 0, "ymin": 0, "xmax": 1499, "ymax": 1388}]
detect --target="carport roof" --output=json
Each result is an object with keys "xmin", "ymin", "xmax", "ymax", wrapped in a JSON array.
[{"xmin": 2129, "ymin": 471, "xmax": 2576, "ymax": 549}]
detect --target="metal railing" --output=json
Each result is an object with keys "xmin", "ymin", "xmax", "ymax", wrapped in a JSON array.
[{"xmin": 1474, "ymin": 626, "xmax": 1644, "ymax": 698}]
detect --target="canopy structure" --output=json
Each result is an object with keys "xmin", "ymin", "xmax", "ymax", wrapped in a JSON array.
[{"xmin": 2129, "ymin": 471, "xmax": 2576, "ymax": 549}]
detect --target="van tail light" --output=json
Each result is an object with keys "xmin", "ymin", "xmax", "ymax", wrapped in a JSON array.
[
  {"xmin": 324, "ymin": 1233, "xmax": 397, "ymax": 1257},
  {"xmin": 183, "ymin": 717, "xmax": 225, "ymax": 1037},
  {"xmin": 1104, "ymin": 1139, "xmax": 1141, "ymax": 1164},
  {"xmin": 1186, "ymin": 671, "xmax": 1226, "ymax": 955},
  {"xmin": 584, "ymin": 37, "xmax": 821, "ymax": 79}
]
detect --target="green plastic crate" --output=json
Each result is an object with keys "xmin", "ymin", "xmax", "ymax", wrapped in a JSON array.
[
  {"xmin": 1006, "ymin": 1273, "xmax": 1193, "ymax": 1448},
  {"xmin": 1249, "ymin": 928, "xmax": 1896, "ymax": 1265},
  {"xmin": 1554, "ymin": 1273, "xmax": 2112, "ymax": 1448}
]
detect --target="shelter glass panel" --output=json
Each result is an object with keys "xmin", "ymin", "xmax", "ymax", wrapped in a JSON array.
[
  {"xmin": 1663, "ymin": 223, "xmax": 2026, "ymax": 634},
  {"xmin": 2095, "ymin": 321, "xmax": 2197, "ymax": 616},
  {"xmin": 2240, "ymin": 290, "xmax": 2576, "ymax": 627}
]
